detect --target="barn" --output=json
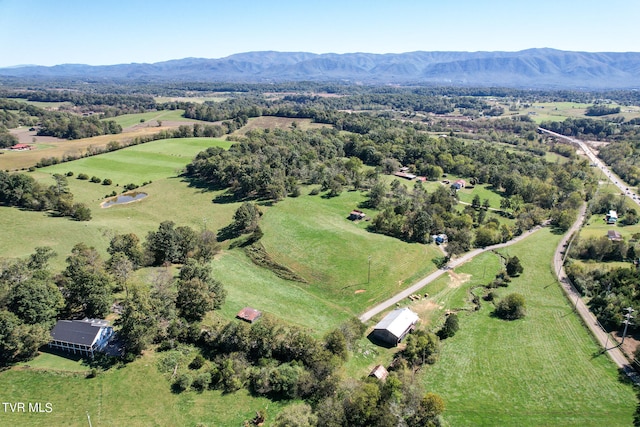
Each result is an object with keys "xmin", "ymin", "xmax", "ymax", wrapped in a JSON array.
[{"xmin": 371, "ymin": 308, "xmax": 419, "ymax": 346}]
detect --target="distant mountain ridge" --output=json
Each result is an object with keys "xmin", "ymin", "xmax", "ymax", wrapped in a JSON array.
[{"xmin": 2, "ymin": 49, "xmax": 640, "ymax": 89}]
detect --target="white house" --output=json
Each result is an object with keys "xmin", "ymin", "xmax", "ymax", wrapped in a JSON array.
[{"xmin": 49, "ymin": 319, "xmax": 114, "ymax": 358}]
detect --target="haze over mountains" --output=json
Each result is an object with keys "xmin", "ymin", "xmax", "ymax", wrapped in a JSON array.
[{"xmin": 1, "ymin": 49, "xmax": 640, "ymax": 89}]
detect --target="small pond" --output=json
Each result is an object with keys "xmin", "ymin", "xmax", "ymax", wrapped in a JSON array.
[{"xmin": 101, "ymin": 192, "xmax": 148, "ymax": 208}]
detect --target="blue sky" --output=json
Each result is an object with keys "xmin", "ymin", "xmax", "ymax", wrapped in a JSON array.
[{"xmin": 0, "ymin": 0, "xmax": 638, "ymax": 67}]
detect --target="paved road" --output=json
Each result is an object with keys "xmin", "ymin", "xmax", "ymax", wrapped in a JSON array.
[
  {"xmin": 359, "ymin": 225, "xmax": 544, "ymax": 322},
  {"xmin": 552, "ymin": 202, "xmax": 637, "ymax": 377},
  {"xmin": 538, "ymin": 127, "xmax": 640, "ymax": 207},
  {"xmin": 361, "ymin": 130, "xmax": 639, "ymax": 380}
]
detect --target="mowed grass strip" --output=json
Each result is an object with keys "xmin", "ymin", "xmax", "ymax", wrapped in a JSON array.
[
  {"xmin": 39, "ymin": 137, "xmax": 232, "ymax": 186},
  {"xmin": 419, "ymin": 228, "xmax": 636, "ymax": 426}
]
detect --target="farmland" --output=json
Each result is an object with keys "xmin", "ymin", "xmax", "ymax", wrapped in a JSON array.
[{"xmin": 1, "ymin": 86, "xmax": 639, "ymax": 426}]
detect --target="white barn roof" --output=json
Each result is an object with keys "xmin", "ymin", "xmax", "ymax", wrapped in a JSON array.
[{"xmin": 373, "ymin": 308, "xmax": 419, "ymax": 340}]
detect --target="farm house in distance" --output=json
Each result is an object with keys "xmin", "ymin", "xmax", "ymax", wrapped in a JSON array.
[
  {"xmin": 371, "ymin": 307, "xmax": 419, "ymax": 346},
  {"xmin": 606, "ymin": 210, "xmax": 618, "ymax": 224}
]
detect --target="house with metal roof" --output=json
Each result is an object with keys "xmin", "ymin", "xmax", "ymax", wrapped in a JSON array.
[
  {"xmin": 49, "ymin": 319, "xmax": 114, "ymax": 358},
  {"xmin": 371, "ymin": 307, "xmax": 419, "ymax": 346}
]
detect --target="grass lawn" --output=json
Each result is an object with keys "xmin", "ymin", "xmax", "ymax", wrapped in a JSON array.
[
  {"xmin": 103, "ymin": 109, "xmax": 195, "ymax": 128},
  {"xmin": 418, "ymin": 228, "xmax": 636, "ymax": 426},
  {"xmin": 0, "ymin": 351, "xmax": 286, "ymax": 427},
  {"xmin": 260, "ymin": 190, "xmax": 443, "ymax": 314}
]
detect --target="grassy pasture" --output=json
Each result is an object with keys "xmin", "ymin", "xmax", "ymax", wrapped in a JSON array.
[
  {"xmin": 11, "ymin": 98, "xmax": 72, "ymax": 109},
  {"xmin": 260, "ymin": 189, "xmax": 443, "ymax": 315},
  {"xmin": 232, "ymin": 116, "xmax": 331, "ymax": 135},
  {"xmin": 506, "ymin": 101, "xmax": 640, "ymax": 123},
  {"xmin": 419, "ymin": 228, "xmax": 636, "ymax": 426},
  {"xmin": 0, "ymin": 352, "xmax": 285, "ymax": 427},
  {"xmin": 103, "ymin": 109, "xmax": 193, "ymax": 129}
]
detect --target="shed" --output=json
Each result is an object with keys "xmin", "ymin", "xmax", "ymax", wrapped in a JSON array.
[
  {"xmin": 372, "ymin": 308, "xmax": 419, "ymax": 346},
  {"xmin": 236, "ymin": 307, "xmax": 262, "ymax": 323},
  {"xmin": 349, "ymin": 209, "xmax": 366, "ymax": 221},
  {"xmin": 607, "ymin": 230, "xmax": 623, "ymax": 241},
  {"xmin": 10, "ymin": 143, "xmax": 32, "ymax": 151},
  {"xmin": 393, "ymin": 171, "xmax": 417, "ymax": 180},
  {"xmin": 49, "ymin": 319, "xmax": 114, "ymax": 358},
  {"xmin": 369, "ymin": 364, "xmax": 389, "ymax": 381},
  {"xmin": 452, "ymin": 179, "xmax": 466, "ymax": 190}
]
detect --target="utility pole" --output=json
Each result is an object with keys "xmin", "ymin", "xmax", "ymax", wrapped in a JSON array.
[
  {"xmin": 622, "ymin": 307, "xmax": 635, "ymax": 345},
  {"xmin": 367, "ymin": 256, "xmax": 371, "ymax": 284},
  {"xmin": 87, "ymin": 411, "xmax": 93, "ymax": 427}
]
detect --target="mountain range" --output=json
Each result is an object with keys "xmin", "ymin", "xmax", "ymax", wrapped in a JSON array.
[{"xmin": 2, "ymin": 49, "xmax": 640, "ymax": 89}]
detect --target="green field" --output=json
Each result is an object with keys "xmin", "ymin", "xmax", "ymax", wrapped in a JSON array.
[
  {"xmin": 0, "ymin": 132, "xmax": 637, "ymax": 426},
  {"xmin": 418, "ymin": 229, "xmax": 636, "ymax": 426},
  {"xmin": 0, "ymin": 352, "xmax": 286, "ymax": 427},
  {"xmin": 103, "ymin": 109, "xmax": 196, "ymax": 128}
]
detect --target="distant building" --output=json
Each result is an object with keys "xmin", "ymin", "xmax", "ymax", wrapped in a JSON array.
[
  {"xmin": 372, "ymin": 308, "xmax": 419, "ymax": 346},
  {"xmin": 606, "ymin": 210, "xmax": 618, "ymax": 224},
  {"xmin": 432, "ymin": 234, "xmax": 448, "ymax": 245},
  {"xmin": 369, "ymin": 364, "xmax": 389, "ymax": 381},
  {"xmin": 348, "ymin": 209, "xmax": 366, "ymax": 221},
  {"xmin": 452, "ymin": 179, "xmax": 466, "ymax": 190},
  {"xmin": 49, "ymin": 319, "xmax": 114, "ymax": 358},
  {"xmin": 393, "ymin": 171, "xmax": 417, "ymax": 180},
  {"xmin": 10, "ymin": 143, "xmax": 33, "ymax": 151},
  {"xmin": 607, "ymin": 230, "xmax": 623, "ymax": 241},
  {"xmin": 236, "ymin": 307, "xmax": 262, "ymax": 323}
]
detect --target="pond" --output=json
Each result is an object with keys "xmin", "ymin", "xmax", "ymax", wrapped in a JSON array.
[{"xmin": 101, "ymin": 192, "xmax": 148, "ymax": 208}]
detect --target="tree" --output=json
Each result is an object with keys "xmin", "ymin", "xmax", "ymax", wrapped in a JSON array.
[
  {"xmin": 506, "ymin": 256, "xmax": 524, "ymax": 277},
  {"xmin": 7, "ymin": 279, "xmax": 64, "ymax": 325},
  {"xmin": 62, "ymin": 243, "xmax": 112, "ymax": 318},
  {"xmin": 144, "ymin": 221, "xmax": 181, "ymax": 265},
  {"xmin": 107, "ymin": 252, "xmax": 133, "ymax": 294},
  {"xmin": 274, "ymin": 402, "xmax": 318, "ymax": 427},
  {"xmin": 232, "ymin": 202, "xmax": 262, "ymax": 234},
  {"xmin": 324, "ymin": 329, "xmax": 348, "ymax": 361},
  {"xmin": 175, "ymin": 262, "xmax": 226, "ymax": 322},
  {"xmin": 72, "ymin": 203, "xmax": 92, "ymax": 221},
  {"xmin": 495, "ymin": 293, "xmax": 526, "ymax": 320},
  {"xmin": 108, "ymin": 233, "xmax": 144, "ymax": 267},
  {"xmin": 0, "ymin": 310, "xmax": 49, "ymax": 366},
  {"xmin": 115, "ymin": 287, "xmax": 157, "ymax": 356},
  {"xmin": 402, "ymin": 330, "xmax": 439, "ymax": 366},
  {"xmin": 407, "ymin": 392, "xmax": 445, "ymax": 427},
  {"xmin": 438, "ymin": 313, "xmax": 459, "ymax": 339}
]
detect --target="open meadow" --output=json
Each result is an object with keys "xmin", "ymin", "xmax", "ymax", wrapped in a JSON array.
[{"xmin": 418, "ymin": 229, "xmax": 637, "ymax": 426}]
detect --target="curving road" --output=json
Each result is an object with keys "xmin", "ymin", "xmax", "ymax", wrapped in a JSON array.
[{"xmin": 361, "ymin": 130, "xmax": 639, "ymax": 381}]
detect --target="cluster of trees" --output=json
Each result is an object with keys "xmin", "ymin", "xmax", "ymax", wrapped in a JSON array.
[
  {"xmin": 0, "ymin": 171, "xmax": 91, "ymax": 220},
  {"xmin": 0, "ymin": 247, "xmax": 61, "ymax": 365},
  {"xmin": 585, "ymin": 104, "xmax": 621, "ymax": 116},
  {"xmin": 37, "ymin": 113, "xmax": 122, "ymax": 139},
  {"xmin": 566, "ymin": 263, "xmax": 639, "ymax": 328},
  {"xmin": 186, "ymin": 128, "xmax": 376, "ymax": 201}
]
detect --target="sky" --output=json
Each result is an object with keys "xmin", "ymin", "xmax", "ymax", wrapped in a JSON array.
[{"xmin": 0, "ymin": 0, "xmax": 638, "ymax": 67}]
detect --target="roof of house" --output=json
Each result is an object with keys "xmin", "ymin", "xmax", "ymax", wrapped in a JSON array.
[
  {"xmin": 50, "ymin": 319, "xmax": 110, "ymax": 346},
  {"xmin": 236, "ymin": 307, "xmax": 262, "ymax": 323},
  {"xmin": 373, "ymin": 308, "xmax": 419, "ymax": 339},
  {"xmin": 393, "ymin": 171, "xmax": 417, "ymax": 180},
  {"xmin": 369, "ymin": 364, "xmax": 389, "ymax": 380},
  {"xmin": 11, "ymin": 144, "xmax": 31, "ymax": 149},
  {"xmin": 608, "ymin": 210, "xmax": 618, "ymax": 218}
]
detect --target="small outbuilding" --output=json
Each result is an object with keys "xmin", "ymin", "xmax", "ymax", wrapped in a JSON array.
[
  {"xmin": 236, "ymin": 307, "xmax": 262, "ymax": 323},
  {"xmin": 49, "ymin": 319, "xmax": 114, "ymax": 358},
  {"xmin": 452, "ymin": 179, "xmax": 466, "ymax": 190},
  {"xmin": 372, "ymin": 308, "xmax": 419, "ymax": 346},
  {"xmin": 369, "ymin": 364, "xmax": 389, "ymax": 381},
  {"xmin": 348, "ymin": 209, "xmax": 366, "ymax": 221},
  {"xmin": 394, "ymin": 171, "xmax": 417, "ymax": 180},
  {"xmin": 607, "ymin": 230, "xmax": 623, "ymax": 241}
]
